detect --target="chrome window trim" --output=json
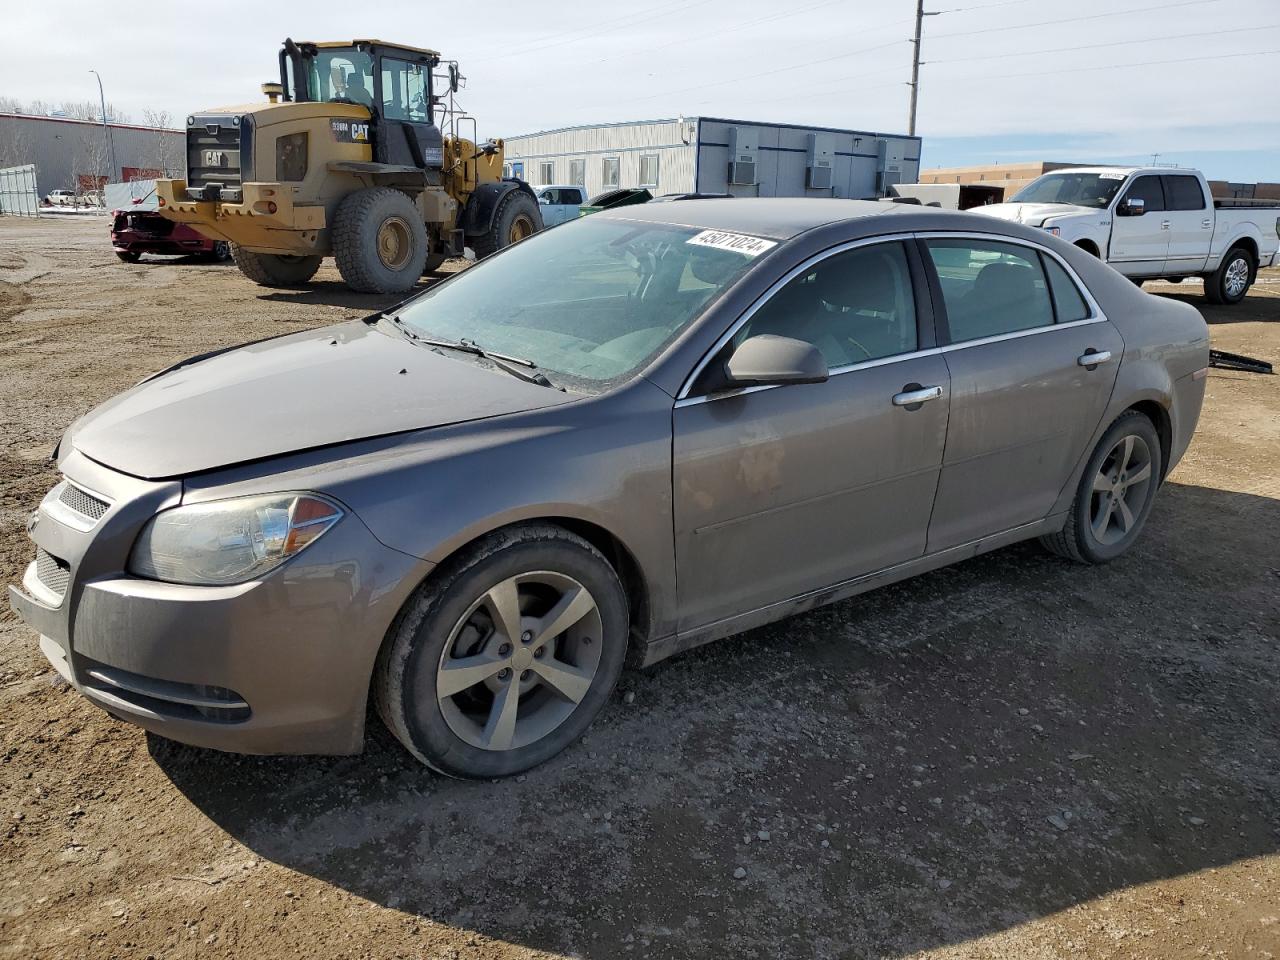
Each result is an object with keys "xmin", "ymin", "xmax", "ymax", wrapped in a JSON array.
[{"xmin": 675, "ymin": 229, "xmax": 1109, "ymax": 407}]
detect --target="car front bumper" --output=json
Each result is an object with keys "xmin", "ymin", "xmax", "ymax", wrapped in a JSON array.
[{"xmin": 7, "ymin": 449, "xmax": 431, "ymax": 755}]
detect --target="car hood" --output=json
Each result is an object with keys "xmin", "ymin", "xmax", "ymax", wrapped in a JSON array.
[
  {"xmin": 974, "ymin": 202, "xmax": 1097, "ymax": 227},
  {"xmin": 67, "ymin": 321, "xmax": 577, "ymax": 480}
]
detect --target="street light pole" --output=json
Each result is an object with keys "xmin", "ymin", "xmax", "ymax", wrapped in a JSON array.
[
  {"xmin": 907, "ymin": 0, "xmax": 941, "ymax": 137},
  {"xmin": 89, "ymin": 69, "xmax": 118, "ymax": 186}
]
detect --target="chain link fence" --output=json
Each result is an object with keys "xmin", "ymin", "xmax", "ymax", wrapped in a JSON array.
[{"xmin": 0, "ymin": 164, "xmax": 40, "ymax": 217}]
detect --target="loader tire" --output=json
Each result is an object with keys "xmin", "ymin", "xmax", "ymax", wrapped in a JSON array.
[
  {"xmin": 231, "ymin": 246, "xmax": 321, "ymax": 287},
  {"xmin": 472, "ymin": 190, "xmax": 541, "ymax": 259},
  {"xmin": 333, "ymin": 187, "xmax": 428, "ymax": 294}
]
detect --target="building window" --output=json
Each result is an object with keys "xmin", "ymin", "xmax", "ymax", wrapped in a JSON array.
[
  {"xmin": 569, "ymin": 158, "xmax": 585, "ymax": 187},
  {"xmin": 602, "ymin": 156, "xmax": 620, "ymax": 189},
  {"xmin": 639, "ymin": 154, "xmax": 659, "ymax": 187},
  {"xmin": 538, "ymin": 161, "xmax": 554, "ymax": 185}
]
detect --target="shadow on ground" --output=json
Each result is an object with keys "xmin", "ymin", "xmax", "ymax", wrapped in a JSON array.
[
  {"xmin": 255, "ymin": 275, "xmax": 452, "ymax": 312},
  {"xmin": 152, "ymin": 482, "xmax": 1280, "ymax": 958}
]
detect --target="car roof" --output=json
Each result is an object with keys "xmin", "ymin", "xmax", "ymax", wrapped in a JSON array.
[{"xmin": 595, "ymin": 197, "xmax": 953, "ymax": 240}]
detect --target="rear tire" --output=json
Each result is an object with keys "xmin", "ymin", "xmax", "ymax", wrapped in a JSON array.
[
  {"xmin": 1204, "ymin": 246, "xmax": 1253, "ymax": 305},
  {"xmin": 114, "ymin": 251, "xmax": 141, "ymax": 263},
  {"xmin": 1040, "ymin": 410, "xmax": 1163, "ymax": 564},
  {"xmin": 374, "ymin": 523, "xmax": 628, "ymax": 779},
  {"xmin": 209, "ymin": 240, "xmax": 232, "ymax": 262},
  {"xmin": 231, "ymin": 245, "xmax": 322, "ymax": 287},
  {"xmin": 333, "ymin": 187, "xmax": 428, "ymax": 294},
  {"xmin": 472, "ymin": 190, "xmax": 541, "ymax": 259}
]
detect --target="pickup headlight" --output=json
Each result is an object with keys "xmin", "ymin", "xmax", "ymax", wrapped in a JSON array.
[
  {"xmin": 1042, "ymin": 225, "xmax": 1062, "ymax": 236},
  {"xmin": 129, "ymin": 493, "xmax": 342, "ymax": 586},
  {"xmin": 275, "ymin": 132, "xmax": 308, "ymax": 182}
]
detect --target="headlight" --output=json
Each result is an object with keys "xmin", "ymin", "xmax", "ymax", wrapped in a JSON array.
[
  {"xmin": 275, "ymin": 132, "xmax": 308, "ymax": 182},
  {"xmin": 1043, "ymin": 225, "xmax": 1061, "ymax": 236},
  {"xmin": 129, "ymin": 493, "xmax": 342, "ymax": 586}
]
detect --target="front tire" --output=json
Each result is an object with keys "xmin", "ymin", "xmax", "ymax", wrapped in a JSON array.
[
  {"xmin": 115, "ymin": 250, "xmax": 141, "ymax": 263},
  {"xmin": 332, "ymin": 187, "xmax": 428, "ymax": 294},
  {"xmin": 231, "ymin": 245, "xmax": 322, "ymax": 287},
  {"xmin": 1040, "ymin": 410, "xmax": 1163, "ymax": 564},
  {"xmin": 472, "ymin": 190, "xmax": 542, "ymax": 259},
  {"xmin": 374, "ymin": 524, "xmax": 629, "ymax": 779},
  {"xmin": 1204, "ymin": 246, "xmax": 1253, "ymax": 305}
]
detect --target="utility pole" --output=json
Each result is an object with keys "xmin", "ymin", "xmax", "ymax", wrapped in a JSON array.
[
  {"xmin": 907, "ymin": 0, "xmax": 941, "ymax": 136},
  {"xmin": 89, "ymin": 69, "xmax": 118, "ymax": 186}
]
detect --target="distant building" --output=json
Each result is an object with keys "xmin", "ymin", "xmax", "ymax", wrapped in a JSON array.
[
  {"xmin": 0, "ymin": 113, "xmax": 184, "ymax": 197},
  {"xmin": 502, "ymin": 117, "xmax": 922, "ymax": 201},
  {"xmin": 919, "ymin": 161, "xmax": 1280, "ymax": 202}
]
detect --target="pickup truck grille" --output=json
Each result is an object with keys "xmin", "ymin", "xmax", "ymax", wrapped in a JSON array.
[
  {"xmin": 186, "ymin": 115, "xmax": 250, "ymax": 201},
  {"xmin": 36, "ymin": 548, "xmax": 70, "ymax": 597}
]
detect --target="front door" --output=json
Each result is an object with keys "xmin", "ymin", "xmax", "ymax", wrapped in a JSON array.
[
  {"xmin": 1108, "ymin": 174, "xmax": 1169, "ymax": 276},
  {"xmin": 375, "ymin": 55, "xmax": 443, "ymax": 169},
  {"xmin": 921, "ymin": 236, "xmax": 1124, "ymax": 551},
  {"xmin": 673, "ymin": 240, "xmax": 950, "ymax": 631}
]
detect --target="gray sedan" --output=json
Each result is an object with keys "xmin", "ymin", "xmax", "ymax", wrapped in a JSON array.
[{"xmin": 9, "ymin": 199, "xmax": 1209, "ymax": 778}]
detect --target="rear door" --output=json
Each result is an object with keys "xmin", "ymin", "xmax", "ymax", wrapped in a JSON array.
[
  {"xmin": 672, "ymin": 239, "xmax": 950, "ymax": 630},
  {"xmin": 921, "ymin": 235, "xmax": 1123, "ymax": 551},
  {"xmin": 1108, "ymin": 174, "xmax": 1169, "ymax": 275},
  {"xmin": 1161, "ymin": 174, "xmax": 1212, "ymax": 274}
]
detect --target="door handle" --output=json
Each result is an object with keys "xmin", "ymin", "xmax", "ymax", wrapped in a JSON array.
[
  {"xmin": 1077, "ymin": 350, "xmax": 1113, "ymax": 367},
  {"xmin": 1160, "ymin": 220, "xmax": 1171, "ymax": 230},
  {"xmin": 1202, "ymin": 218, "xmax": 1212, "ymax": 229},
  {"xmin": 892, "ymin": 385, "xmax": 943, "ymax": 407}
]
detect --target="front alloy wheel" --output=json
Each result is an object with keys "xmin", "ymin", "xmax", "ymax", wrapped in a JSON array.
[{"xmin": 375, "ymin": 524, "xmax": 628, "ymax": 778}]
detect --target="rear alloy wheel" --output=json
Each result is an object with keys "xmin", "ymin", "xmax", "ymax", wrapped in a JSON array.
[
  {"xmin": 375, "ymin": 524, "xmax": 628, "ymax": 778},
  {"xmin": 332, "ymin": 187, "xmax": 428, "ymax": 294},
  {"xmin": 1205, "ymin": 246, "xmax": 1253, "ymax": 305},
  {"xmin": 209, "ymin": 240, "xmax": 232, "ymax": 262},
  {"xmin": 231, "ymin": 245, "xmax": 322, "ymax": 287},
  {"xmin": 1041, "ymin": 411, "xmax": 1162, "ymax": 564}
]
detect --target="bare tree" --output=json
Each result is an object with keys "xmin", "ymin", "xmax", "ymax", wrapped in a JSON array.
[
  {"xmin": 0, "ymin": 116, "xmax": 33, "ymax": 168},
  {"xmin": 59, "ymin": 100, "xmax": 130, "ymax": 123},
  {"xmin": 142, "ymin": 109, "xmax": 182, "ymax": 176}
]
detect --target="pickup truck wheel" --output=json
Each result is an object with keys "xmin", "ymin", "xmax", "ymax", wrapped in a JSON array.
[
  {"xmin": 374, "ymin": 524, "xmax": 628, "ymax": 779},
  {"xmin": 333, "ymin": 187, "xmax": 428, "ymax": 294},
  {"xmin": 1207, "ymin": 247, "xmax": 1253, "ymax": 305},
  {"xmin": 472, "ymin": 190, "xmax": 542, "ymax": 259},
  {"xmin": 114, "ymin": 251, "xmax": 141, "ymax": 264},
  {"xmin": 231, "ymin": 245, "xmax": 322, "ymax": 287}
]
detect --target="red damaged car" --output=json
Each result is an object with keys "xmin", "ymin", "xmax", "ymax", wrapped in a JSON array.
[{"xmin": 110, "ymin": 201, "xmax": 230, "ymax": 264}]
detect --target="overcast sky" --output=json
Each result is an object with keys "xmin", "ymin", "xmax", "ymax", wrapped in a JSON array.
[{"xmin": 4, "ymin": 0, "xmax": 1277, "ymax": 179}]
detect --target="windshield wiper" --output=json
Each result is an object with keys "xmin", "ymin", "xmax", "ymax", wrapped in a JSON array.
[{"xmin": 421, "ymin": 335, "xmax": 558, "ymax": 389}]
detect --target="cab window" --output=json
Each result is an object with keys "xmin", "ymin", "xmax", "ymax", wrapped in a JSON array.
[
  {"xmin": 308, "ymin": 50, "xmax": 374, "ymax": 107},
  {"xmin": 1163, "ymin": 175, "xmax": 1206, "ymax": 211},
  {"xmin": 734, "ymin": 242, "xmax": 918, "ymax": 369},
  {"xmin": 381, "ymin": 58, "xmax": 430, "ymax": 123},
  {"xmin": 926, "ymin": 239, "xmax": 1055, "ymax": 342}
]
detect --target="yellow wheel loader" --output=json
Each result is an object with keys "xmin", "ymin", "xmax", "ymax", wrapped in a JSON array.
[{"xmin": 154, "ymin": 39, "xmax": 542, "ymax": 294}]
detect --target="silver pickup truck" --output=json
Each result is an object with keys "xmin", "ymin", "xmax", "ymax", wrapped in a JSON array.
[{"xmin": 975, "ymin": 166, "xmax": 1280, "ymax": 304}]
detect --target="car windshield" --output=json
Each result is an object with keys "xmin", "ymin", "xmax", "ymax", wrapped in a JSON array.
[
  {"xmin": 393, "ymin": 217, "xmax": 764, "ymax": 391},
  {"xmin": 305, "ymin": 48, "xmax": 375, "ymax": 107},
  {"xmin": 1011, "ymin": 172, "xmax": 1128, "ymax": 209}
]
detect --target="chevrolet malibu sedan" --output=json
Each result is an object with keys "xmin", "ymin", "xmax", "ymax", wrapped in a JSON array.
[{"xmin": 9, "ymin": 199, "xmax": 1209, "ymax": 778}]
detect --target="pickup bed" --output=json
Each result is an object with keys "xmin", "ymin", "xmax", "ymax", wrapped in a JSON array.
[{"xmin": 975, "ymin": 166, "xmax": 1280, "ymax": 304}]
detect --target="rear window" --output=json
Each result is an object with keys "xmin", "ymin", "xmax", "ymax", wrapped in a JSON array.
[
  {"xmin": 926, "ymin": 238, "xmax": 1055, "ymax": 343},
  {"xmin": 1044, "ymin": 256, "xmax": 1091, "ymax": 323},
  {"xmin": 1164, "ymin": 175, "xmax": 1205, "ymax": 211}
]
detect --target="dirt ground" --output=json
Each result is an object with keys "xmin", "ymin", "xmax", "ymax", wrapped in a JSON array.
[{"xmin": 1, "ymin": 216, "xmax": 1277, "ymax": 960}]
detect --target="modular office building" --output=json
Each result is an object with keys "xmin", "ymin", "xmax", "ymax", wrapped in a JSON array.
[{"xmin": 502, "ymin": 117, "xmax": 921, "ymax": 201}]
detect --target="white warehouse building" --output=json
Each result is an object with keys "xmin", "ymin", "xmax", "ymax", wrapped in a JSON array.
[{"xmin": 502, "ymin": 117, "xmax": 922, "ymax": 201}]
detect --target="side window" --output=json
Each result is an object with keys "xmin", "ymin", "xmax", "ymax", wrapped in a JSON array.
[
  {"xmin": 639, "ymin": 154, "xmax": 659, "ymax": 187},
  {"xmin": 538, "ymin": 161, "xmax": 554, "ymax": 185},
  {"xmin": 569, "ymin": 158, "xmax": 586, "ymax": 188},
  {"xmin": 380, "ymin": 58, "xmax": 429, "ymax": 122},
  {"xmin": 1043, "ymin": 255, "xmax": 1090, "ymax": 323},
  {"xmin": 1121, "ymin": 175, "xmax": 1165, "ymax": 212},
  {"xmin": 926, "ymin": 239, "xmax": 1055, "ymax": 342},
  {"xmin": 1164, "ymin": 175, "xmax": 1206, "ymax": 211},
  {"xmin": 734, "ymin": 242, "xmax": 918, "ymax": 369},
  {"xmin": 602, "ymin": 157, "xmax": 620, "ymax": 189}
]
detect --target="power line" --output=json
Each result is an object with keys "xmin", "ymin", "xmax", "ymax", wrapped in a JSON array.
[
  {"xmin": 927, "ymin": 23, "xmax": 1280, "ymax": 63},
  {"xmin": 929, "ymin": 0, "xmax": 1225, "ymax": 40},
  {"xmin": 941, "ymin": 47, "xmax": 1278, "ymax": 82}
]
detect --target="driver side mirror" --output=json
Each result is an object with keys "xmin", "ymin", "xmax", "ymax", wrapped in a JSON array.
[
  {"xmin": 1117, "ymin": 196, "xmax": 1146, "ymax": 217},
  {"xmin": 448, "ymin": 64, "xmax": 460, "ymax": 94},
  {"xmin": 722, "ymin": 335, "xmax": 828, "ymax": 388}
]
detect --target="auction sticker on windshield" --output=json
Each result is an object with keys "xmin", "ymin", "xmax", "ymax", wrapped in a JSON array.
[
  {"xmin": 687, "ymin": 230, "xmax": 778, "ymax": 257},
  {"xmin": 1099, "ymin": 172, "xmax": 1127, "ymax": 179}
]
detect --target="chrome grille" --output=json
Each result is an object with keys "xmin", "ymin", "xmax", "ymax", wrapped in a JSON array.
[
  {"xmin": 58, "ymin": 483, "xmax": 109, "ymax": 521},
  {"xmin": 35, "ymin": 548, "xmax": 70, "ymax": 597}
]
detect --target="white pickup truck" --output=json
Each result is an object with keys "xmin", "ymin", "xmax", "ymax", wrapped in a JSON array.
[{"xmin": 975, "ymin": 167, "xmax": 1280, "ymax": 304}]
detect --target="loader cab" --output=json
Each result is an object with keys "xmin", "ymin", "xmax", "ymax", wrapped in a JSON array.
[{"xmin": 282, "ymin": 39, "xmax": 445, "ymax": 172}]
